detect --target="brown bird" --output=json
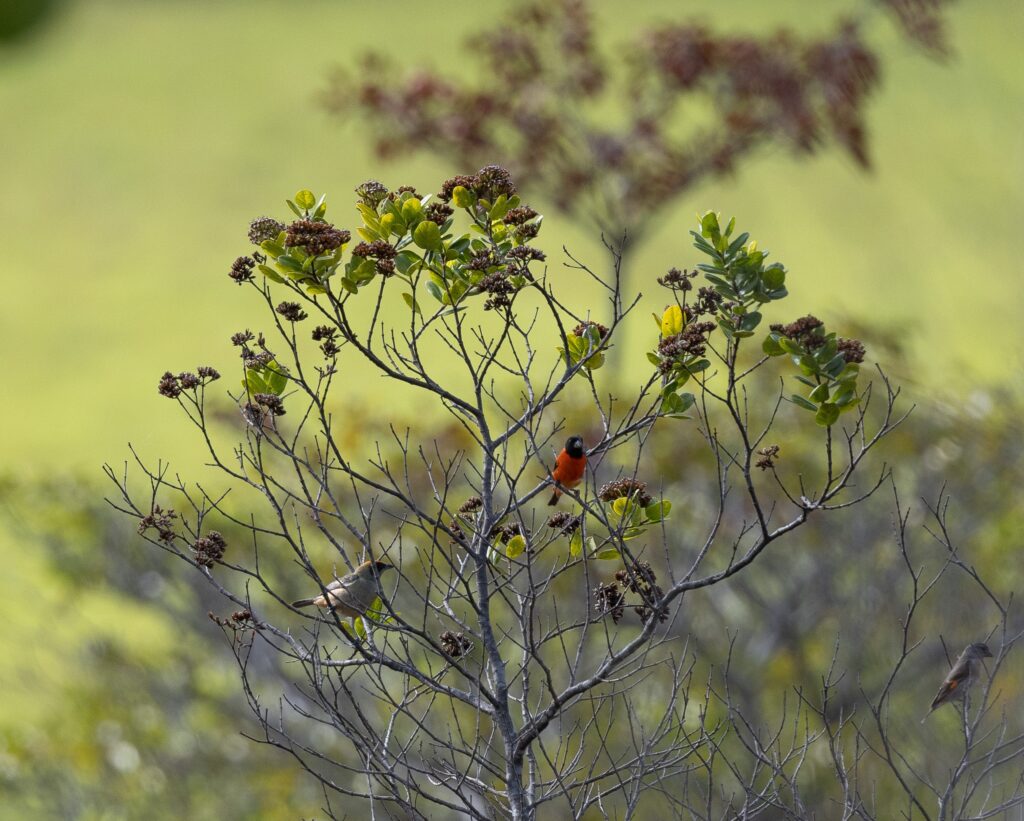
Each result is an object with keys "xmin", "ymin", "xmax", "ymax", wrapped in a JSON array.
[
  {"xmin": 548, "ymin": 435, "xmax": 587, "ymax": 506},
  {"xmin": 923, "ymin": 641, "xmax": 993, "ymax": 721},
  {"xmin": 292, "ymin": 560, "xmax": 395, "ymax": 619}
]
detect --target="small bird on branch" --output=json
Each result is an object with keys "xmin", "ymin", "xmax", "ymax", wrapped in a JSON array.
[
  {"xmin": 292, "ymin": 560, "xmax": 394, "ymax": 620},
  {"xmin": 548, "ymin": 435, "xmax": 587, "ymax": 506},
  {"xmin": 922, "ymin": 641, "xmax": 993, "ymax": 722}
]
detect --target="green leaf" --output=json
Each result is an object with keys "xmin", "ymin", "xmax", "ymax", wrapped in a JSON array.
[
  {"xmin": 825, "ymin": 353, "xmax": 847, "ymax": 379},
  {"xmin": 645, "ymin": 500, "xmax": 671, "ymax": 522},
  {"xmin": 363, "ymin": 596, "xmax": 387, "ymax": 624},
  {"xmin": 778, "ymin": 337, "xmax": 802, "ymax": 355},
  {"xmin": 442, "ymin": 280, "xmax": 467, "ymax": 306},
  {"xmin": 490, "ymin": 194, "xmax": 509, "ymax": 220},
  {"xmin": 809, "ymin": 383, "xmax": 830, "ymax": 403},
  {"xmin": 356, "ymin": 202, "xmax": 381, "ymax": 226},
  {"xmin": 350, "ymin": 258, "xmax": 376, "ymax": 285},
  {"xmin": 762, "ymin": 334, "xmax": 785, "ymax": 356},
  {"xmin": 413, "ymin": 220, "xmax": 442, "ymax": 251},
  {"xmin": 763, "ymin": 265, "xmax": 786, "ymax": 289},
  {"xmin": 646, "ymin": 352, "xmax": 661, "ymax": 366},
  {"xmin": 402, "ymin": 292, "xmax": 422, "ymax": 316},
  {"xmin": 505, "ymin": 534, "xmax": 526, "ymax": 559},
  {"xmin": 790, "ymin": 394, "xmax": 818, "ymax": 412},
  {"xmin": 264, "ymin": 361, "xmax": 289, "ymax": 395},
  {"xmin": 243, "ymin": 369, "xmax": 268, "ymax": 395},
  {"xmin": 452, "ymin": 186, "xmax": 475, "ymax": 209},
  {"xmin": 449, "ymin": 235, "xmax": 472, "ymax": 254},
  {"xmin": 726, "ymin": 231, "xmax": 750, "ymax": 256},
  {"xmin": 401, "ymin": 197, "xmax": 423, "ymax": 224},
  {"xmin": 294, "ymin": 190, "xmax": 316, "ymax": 211},
  {"xmin": 832, "ymin": 388, "xmax": 855, "ymax": 408},
  {"xmin": 425, "ymin": 280, "xmax": 444, "ymax": 303},
  {"xmin": 260, "ymin": 240, "xmax": 285, "ymax": 259},
  {"xmin": 569, "ymin": 530, "xmax": 583, "ymax": 557},
  {"xmin": 257, "ymin": 264, "xmax": 285, "ymax": 284},
  {"xmin": 815, "ymin": 402, "xmax": 840, "ymax": 427},
  {"xmin": 395, "ymin": 250, "xmax": 420, "ymax": 275},
  {"xmin": 286, "ymin": 199, "xmax": 302, "ymax": 218},
  {"xmin": 798, "ymin": 355, "xmax": 818, "ymax": 377},
  {"xmin": 700, "ymin": 211, "xmax": 721, "ymax": 242},
  {"xmin": 690, "ymin": 230, "xmax": 717, "ymax": 256},
  {"xmin": 275, "ymin": 254, "xmax": 303, "ymax": 273},
  {"xmin": 738, "ymin": 311, "xmax": 762, "ymax": 332},
  {"xmin": 743, "ymin": 251, "xmax": 765, "ymax": 271},
  {"xmin": 595, "ymin": 547, "xmax": 621, "ymax": 560},
  {"xmin": 661, "ymin": 391, "xmax": 695, "ymax": 417}
]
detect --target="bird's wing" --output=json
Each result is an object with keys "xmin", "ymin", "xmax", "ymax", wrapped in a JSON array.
[
  {"xmin": 344, "ymin": 580, "xmax": 380, "ymax": 614},
  {"xmin": 930, "ymin": 658, "xmax": 972, "ymax": 708},
  {"xmin": 326, "ymin": 572, "xmax": 359, "ymax": 592}
]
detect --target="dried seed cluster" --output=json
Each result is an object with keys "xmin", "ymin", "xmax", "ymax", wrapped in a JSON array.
[{"xmin": 598, "ymin": 479, "xmax": 653, "ymax": 508}]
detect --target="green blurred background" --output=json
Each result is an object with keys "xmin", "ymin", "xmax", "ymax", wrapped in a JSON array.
[{"xmin": 0, "ymin": 0, "xmax": 1021, "ymax": 817}]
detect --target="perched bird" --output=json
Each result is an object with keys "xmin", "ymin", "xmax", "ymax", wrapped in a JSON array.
[
  {"xmin": 292, "ymin": 560, "xmax": 395, "ymax": 619},
  {"xmin": 548, "ymin": 435, "xmax": 587, "ymax": 506},
  {"xmin": 923, "ymin": 641, "xmax": 993, "ymax": 720}
]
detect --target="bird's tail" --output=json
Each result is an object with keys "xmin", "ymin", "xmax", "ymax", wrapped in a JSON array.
[
  {"xmin": 548, "ymin": 488, "xmax": 561, "ymax": 506},
  {"xmin": 291, "ymin": 597, "xmax": 316, "ymax": 608}
]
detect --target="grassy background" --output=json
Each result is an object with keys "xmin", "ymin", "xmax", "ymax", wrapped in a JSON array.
[
  {"xmin": 0, "ymin": 0, "xmax": 1021, "ymax": 810},
  {"xmin": 1, "ymin": 0, "xmax": 1021, "ymax": 475}
]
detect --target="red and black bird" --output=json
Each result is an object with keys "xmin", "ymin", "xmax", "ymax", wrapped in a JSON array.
[{"xmin": 548, "ymin": 435, "xmax": 587, "ymax": 505}]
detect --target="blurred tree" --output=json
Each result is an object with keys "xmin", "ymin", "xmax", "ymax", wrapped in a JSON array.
[
  {"xmin": 325, "ymin": 0, "xmax": 955, "ymax": 247},
  {"xmin": 0, "ymin": 480, "xmax": 323, "ymax": 820},
  {"xmin": 0, "ymin": 0, "xmax": 66, "ymax": 46}
]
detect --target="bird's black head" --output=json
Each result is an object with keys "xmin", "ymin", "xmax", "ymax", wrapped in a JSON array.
[
  {"xmin": 565, "ymin": 435, "xmax": 585, "ymax": 459},
  {"xmin": 373, "ymin": 561, "xmax": 395, "ymax": 573},
  {"xmin": 970, "ymin": 642, "xmax": 993, "ymax": 658}
]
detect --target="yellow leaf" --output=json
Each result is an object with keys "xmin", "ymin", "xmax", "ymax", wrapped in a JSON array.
[
  {"xmin": 661, "ymin": 305, "xmax": 683, "ymax": 337},
  {"xmin": 506, "ymin": 534, "xmax": 526, "ymax": 559}
]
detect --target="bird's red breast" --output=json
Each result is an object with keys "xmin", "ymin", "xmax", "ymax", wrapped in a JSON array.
[
  {"xmin": 551, "ymin": 449, "xmax": 586, "ymax": 488},
  {"xmin": 548, "ymin": 436, "xmax": 587, "ymax": 505}
]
